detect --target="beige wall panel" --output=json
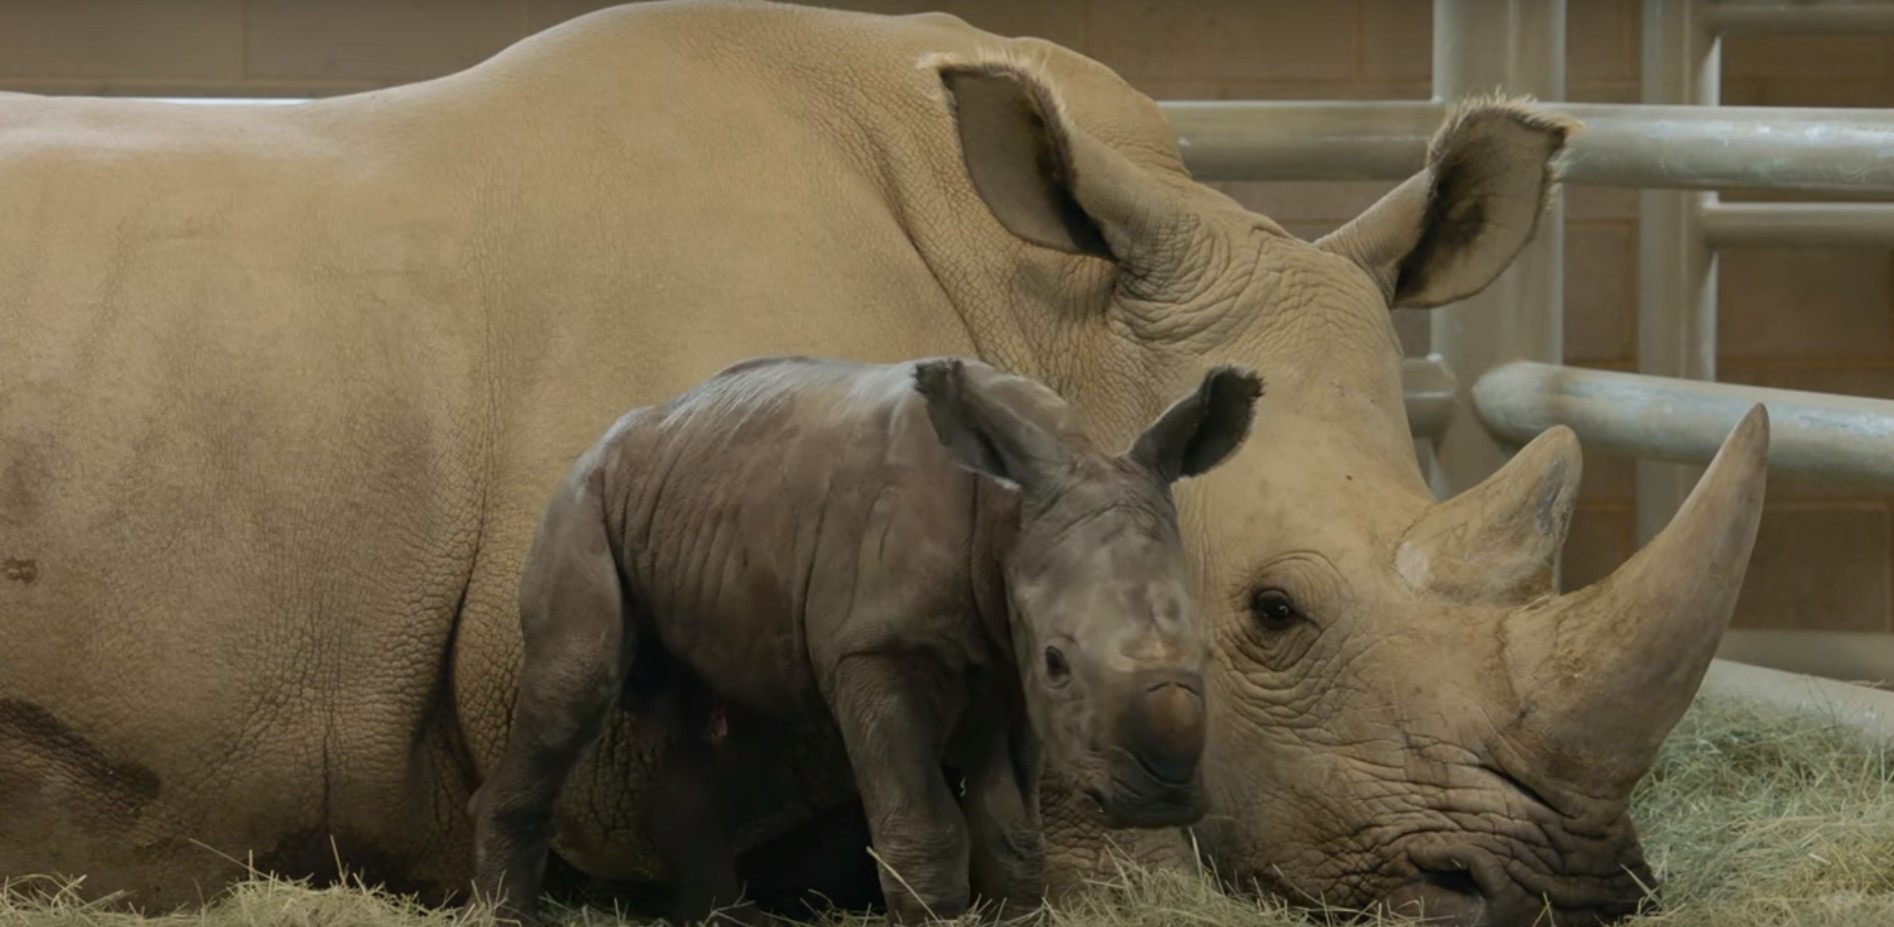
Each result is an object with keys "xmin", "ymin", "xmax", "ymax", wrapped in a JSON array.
[
  {"xmin": 0, "ymin": 0, "xmax": 244, "ymax": 80},
  {"xmin": 1087, "ymin": 0, "xmax": 1357, "ymax": 84},
  {"xmin": 1733, "ymin": 505, "xmax": 1893, "ymax": 633},
  {"xmin": 244, "ymin": 0, "xmax": 527, "ymax": 81}
]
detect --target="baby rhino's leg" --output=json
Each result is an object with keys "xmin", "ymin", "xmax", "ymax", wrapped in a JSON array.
[
  {"xmin": 470, "ymin": 622, "xmax": 633, "ymax": 924},
  {"xmin": 953, "ymin": 694, "xmax": 1046, "ymax": 919},
  {"xmin": 646, "ymin": 698, "xmax": 766, "ymax": 927},
  {"xmin": 828, "ymin": 653, "xmax": 970, "ymax": 926},
  {"xmin": 470, "ymin": 473, "xmax": 635, "ymax": 926}
]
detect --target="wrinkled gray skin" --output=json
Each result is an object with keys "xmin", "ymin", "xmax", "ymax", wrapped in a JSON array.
[{"xmin": 470, "ymin": 356, "xmax": 1264, "ymax": 926}]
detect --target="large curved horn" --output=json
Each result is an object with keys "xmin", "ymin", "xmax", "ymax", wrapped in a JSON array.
[
  {"xmin": 1395, "ymin": 425, "xmax": 1582, "ymax": 605},
  {"xmin": 1507, "ymin": 405, "xmax": 1770, "ymax": 791}
]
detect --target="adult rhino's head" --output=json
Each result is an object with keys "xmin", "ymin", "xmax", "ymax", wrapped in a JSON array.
[
  {"xmin": 912, "ymin": 357, "xmax": 1264, "ymax": 831},
  {"xmin": 910, "ymin": 48, "xmax": 1770, "ymax": 927}
]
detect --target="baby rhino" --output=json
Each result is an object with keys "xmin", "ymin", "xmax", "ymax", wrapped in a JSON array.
[{"xmin": 470, "ymin": 356, "xmax": 1264, "ymax": 926}]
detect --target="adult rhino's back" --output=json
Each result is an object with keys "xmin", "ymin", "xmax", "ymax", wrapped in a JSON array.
[{"xmin": 0, "ymin": 91, "xmax": 495, "ymax": 904}]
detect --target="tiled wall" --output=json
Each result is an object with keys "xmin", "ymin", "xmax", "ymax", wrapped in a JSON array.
[{"xmin": 4, "ymin": 0, "xmax": 1891, "ymax": 635}]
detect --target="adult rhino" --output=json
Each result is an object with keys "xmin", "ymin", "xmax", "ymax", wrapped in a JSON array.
[{"xmin": 0, "ymin": 2, "xmax": 1768, "ymax": 926}]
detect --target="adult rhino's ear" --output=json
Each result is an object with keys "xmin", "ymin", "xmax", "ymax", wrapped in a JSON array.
[
  {"xmin": 1315, "ymin": 99, "xmax": 1579, "ymax": 309},
  {"xmin": 931, "ymin": 56, "xmax": 1169, "ymax": 265},
  {"xmin": 1128, "ymin": 366, "xmax": 1264, "ymax": 483},
  {"xmin": 913, "ymin": 357, "xmax": 1072, "ymax": 495}
]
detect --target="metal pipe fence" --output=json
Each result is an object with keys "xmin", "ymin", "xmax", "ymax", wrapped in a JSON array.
[
  {"xmin": 1476, "ymin": 361, "xmax": 1894, "ymax": 486},
  {"xmin": 1160, "ymin": 100, "xmax": 1894, "ymax": 194},
  {"xmin": 1702, "ymin": 1, "xmax": 1894, "ymax": 35},
  {"xmin": 1701, "ymin": 202, "xmax": 1894, "ymax": 248}
]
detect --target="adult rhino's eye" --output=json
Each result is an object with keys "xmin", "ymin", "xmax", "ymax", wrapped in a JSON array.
[
  {"xmin": 1249, "ymin": 588, "xmax": 1303, "ymax": 633},
  {"xmin": 1044, "ymin": 646, "xmax": 1071, "ymax": 684}
]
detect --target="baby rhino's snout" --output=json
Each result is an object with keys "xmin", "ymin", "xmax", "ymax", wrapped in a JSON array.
[
  {"xmin": 1091, "ymin": 667, "xmax": 1208, "ymax": 828},
  {"xmin": 1130, "ymin": 671, "xmax": 1207, "ymax": 784}
]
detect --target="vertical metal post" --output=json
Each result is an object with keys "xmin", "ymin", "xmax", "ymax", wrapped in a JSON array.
[
  {"xmin": 1427, "ymin": 0, "xmax": 1569, "ymax": 500},
  {"xmin": 1636, "ymin": 0, "xmax": 1719, "ymax": 543}
]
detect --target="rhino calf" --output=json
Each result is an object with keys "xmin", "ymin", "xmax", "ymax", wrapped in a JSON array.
[{"xmin": 468, "ymin": 355, "xmax": 1263, "ymax": 925}]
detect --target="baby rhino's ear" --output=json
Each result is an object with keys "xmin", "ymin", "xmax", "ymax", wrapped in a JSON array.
[
  {"xmin": 912, "ymin": 358, "xmax": 1072, "ymax": 495},
  {"xmin": 1128, "ymin": 366, "xmax": 1264, "ymax": 483}
]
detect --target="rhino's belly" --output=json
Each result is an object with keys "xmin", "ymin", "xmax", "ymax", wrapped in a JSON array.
[{"xmin": 549, "ymin": 706, "xmax": 859, "ymax": 886}]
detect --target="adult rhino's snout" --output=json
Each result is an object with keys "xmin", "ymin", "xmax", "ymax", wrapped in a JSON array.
[{"xmin": 1377, "ymin": 843, "xmax": 1509, "ymax": 927}]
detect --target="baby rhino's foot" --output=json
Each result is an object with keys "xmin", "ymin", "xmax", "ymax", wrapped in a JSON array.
[
  {"xmin": 973, "ymin": 892, "xmax": 1046, "ymax": 925},
  {"xmin": 671, "ymin": 870, "xmax": 763, "ymax": 927},
  {"xmin": 886, "ymin": 889, "xmax": 971, "ymax": 926},
  {"xmin": 677, "ymin": 899, "xmax": 764, "ymax": 926}
]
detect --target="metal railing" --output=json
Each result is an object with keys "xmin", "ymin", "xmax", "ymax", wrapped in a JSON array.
[
  {"xmin": 1476, "ymin": 362, "xmax": 1894, "ymax": 487},
  {"xmin": 89, "ymin": 0, "xmax": 1894, "ymax": 684},
  {"xmin": 1163, "ymin": 99, "xmax": 1894, "ymax": 195}
]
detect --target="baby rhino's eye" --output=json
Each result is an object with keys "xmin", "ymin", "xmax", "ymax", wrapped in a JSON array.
[
  {"xmin": 1249, "ymin": 588, "xmax": 1303, "ymax": 633},
  {"xmin": 1044, "ymin": 646, "xmax": 1071, "ymax": 684}
]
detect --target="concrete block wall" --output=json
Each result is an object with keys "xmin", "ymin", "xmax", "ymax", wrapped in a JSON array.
[{"xmin": 3, "ymin": 0, "xmax": 1890, "ymax": 634}]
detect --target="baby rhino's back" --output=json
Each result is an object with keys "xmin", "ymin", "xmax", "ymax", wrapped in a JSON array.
[{"xmin": 609, "ymin": 356, "xmax": 983, "ymax": 716}]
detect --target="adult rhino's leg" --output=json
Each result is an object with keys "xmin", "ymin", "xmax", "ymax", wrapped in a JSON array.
[
  {"xmin": 469, "ymin": 470, "xmax": 634, "ymax": 926},
  {"xmin": 826, "ymin": 653, "xmax": 970, "ymax": 925}
]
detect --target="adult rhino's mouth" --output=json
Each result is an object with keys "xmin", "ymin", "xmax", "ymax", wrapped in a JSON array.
[
  {"xmin": 1082, "ymin": 782, "xmax": 1203, "ymax": 830},
  {"xmin": 1207, "ymin": 819, "xmax": 1657, "ymax": 927},
  {"xmin": 1077, "ymin": 761, "xmax": 1207, "ymax": 829},
  {"xmin": 1368, "ymin": 835, "xmax": 1657, "ymax": 927}
]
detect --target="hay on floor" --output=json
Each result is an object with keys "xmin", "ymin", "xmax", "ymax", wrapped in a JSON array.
[{"xmin": 4, "ymin": 692, "xmax": 1889, "ymax": 927}]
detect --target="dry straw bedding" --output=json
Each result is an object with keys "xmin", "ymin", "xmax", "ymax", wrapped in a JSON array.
[{"xmin": 5, "ymin": 693, "xmax": 1890, "ymax": 927}]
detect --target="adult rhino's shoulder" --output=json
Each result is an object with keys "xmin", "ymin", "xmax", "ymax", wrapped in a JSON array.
[{"xmin": 500, "ymin": 0, "xmax": 1189, "ymax": 173}]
